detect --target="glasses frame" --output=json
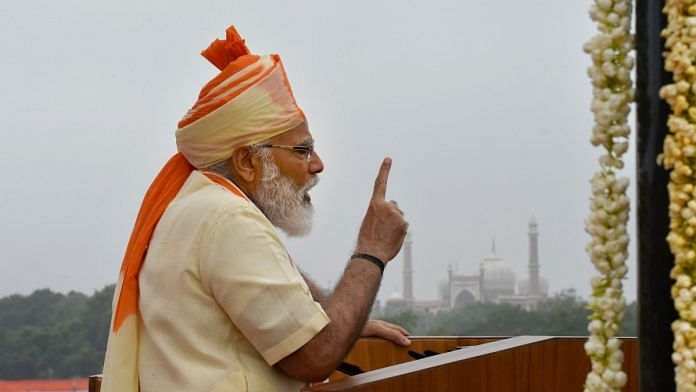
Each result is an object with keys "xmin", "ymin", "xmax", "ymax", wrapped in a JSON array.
[{"xmin": 257, "ymin": 144, "xmax": 314, "ymax": 162}]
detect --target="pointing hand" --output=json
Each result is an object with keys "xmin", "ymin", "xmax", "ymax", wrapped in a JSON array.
[{"xmin": 355, "ymin": 158, "xmax": 408, "ymax": 265}]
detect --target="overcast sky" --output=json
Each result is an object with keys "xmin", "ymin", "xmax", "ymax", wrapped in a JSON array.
[{"xmin": 0, "ymin": 0, "xmax": 639, "ymax": 304}]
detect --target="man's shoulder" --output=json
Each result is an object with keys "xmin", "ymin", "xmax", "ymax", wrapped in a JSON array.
[{"xmin": 169, "ymin": 171, "xmax": 258, "ymax": 220}]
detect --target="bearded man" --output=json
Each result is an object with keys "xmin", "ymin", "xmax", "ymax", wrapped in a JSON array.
[{"xmin": 101, "ymin": 26, "xmax": 410, "ymax": 392}]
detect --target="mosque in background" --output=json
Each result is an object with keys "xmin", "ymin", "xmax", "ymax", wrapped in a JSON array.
[{"xmin": 382, "ymin": 217, "xmax": 549, "ymax": 314}]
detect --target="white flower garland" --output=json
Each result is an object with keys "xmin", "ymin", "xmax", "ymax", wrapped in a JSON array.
[
  {"xmin": 661, "ymin": 1, "xmax": 696, "ymax": 390},
  {"xmin": 582, "ymin": 0, "xmax": 634, "ymax": 390}
]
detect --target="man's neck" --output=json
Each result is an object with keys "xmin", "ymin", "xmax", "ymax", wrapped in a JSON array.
[{"xmin": 201, "ymin": 170, "xmax": 253, "ymax": 200}]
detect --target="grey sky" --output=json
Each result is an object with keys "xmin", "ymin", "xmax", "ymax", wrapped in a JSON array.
[{"xmin": 0, "ymin": 0, "xmax": 638, "ymax": 303}]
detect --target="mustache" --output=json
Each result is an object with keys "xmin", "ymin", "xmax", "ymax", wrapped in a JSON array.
[{"xmin": 302, "ymin": 175, "xmax": 320, "ymax": 192}]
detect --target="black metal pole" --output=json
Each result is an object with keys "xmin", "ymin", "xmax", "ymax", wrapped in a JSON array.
[{"xmin": 635, "ymin": 0, "xmax": 677, "ymax": 389}]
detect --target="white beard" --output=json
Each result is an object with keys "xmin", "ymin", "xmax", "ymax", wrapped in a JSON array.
[{"xmin": 253, "ymin": 154, "xmax": 318, "ymax": 237}]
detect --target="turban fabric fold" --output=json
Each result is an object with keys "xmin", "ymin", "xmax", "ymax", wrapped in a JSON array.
[
  {"xmin": 100, "ymin": 26, "xmax": 305, "ymax": 392},
  {"xmin": 177, "ymin": 27, "xmax": 305, "ymax": 168}
]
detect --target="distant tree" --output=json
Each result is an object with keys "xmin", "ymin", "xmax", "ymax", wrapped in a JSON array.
[
  {"xmin": 424, "ymin": 294, "xmax": 609, "ymax": 336},
  {"xmin": 427, "ymin": 302, "xmax": 539, "ymax": 336},
  {"xmin": 0, "ymin": 285, "xmax": 114, "ymax": 379},
  {"xmin": 0, "ymin": 285, "xmax": 636, "ymax": 379},
  {"xmin": 378, "ymin": 310, "xmax": 419, "ymax": 333},
  {"xmin": 0, "ymin": 289, "xmax": 83, "ymax": 330},
  {"xmin": 535, "ymin": 294, "xmax": 592, "ymax": 336}
]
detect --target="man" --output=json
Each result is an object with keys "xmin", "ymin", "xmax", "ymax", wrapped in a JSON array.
[{"xmin": 101, "ymin": 26, "xmax": 409, "ymax": 391}]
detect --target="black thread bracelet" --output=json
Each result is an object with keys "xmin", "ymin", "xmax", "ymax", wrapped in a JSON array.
[{"xmin": 350, "ymin": 253, "xmax": 385, "ymax": 274}]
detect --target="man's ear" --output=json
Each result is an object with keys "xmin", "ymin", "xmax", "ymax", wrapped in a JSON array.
[{"xmin": 230, "ymin": 146, "xmax": 259, "ymax": 184}]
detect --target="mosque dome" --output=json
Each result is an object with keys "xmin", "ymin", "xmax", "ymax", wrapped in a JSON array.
[
  {"xmin": 387, "ymin": 290, "xmax": 405, "ymax": 303},
  {"xmin": 480, "ymin": 242, "xmax": 516, "ymax": 294},
  {"xmin": 518, "ymin": 275, "xmax": 550, "ymax": 296}
]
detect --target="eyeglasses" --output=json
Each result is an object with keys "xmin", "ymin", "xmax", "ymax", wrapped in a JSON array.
[{"xmin": 258, "ymin": 143, "xmax": 315, "ymax": 162}]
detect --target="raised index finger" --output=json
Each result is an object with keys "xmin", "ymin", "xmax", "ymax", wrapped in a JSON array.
[{"xmin": 372, "ymin": 157, "xmax": 392, "ymax": 200}]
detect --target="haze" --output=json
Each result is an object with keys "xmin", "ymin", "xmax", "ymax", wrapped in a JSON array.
[{"xmin": 0, "ymin": 0, "xmax": 638, "ymax": 304}]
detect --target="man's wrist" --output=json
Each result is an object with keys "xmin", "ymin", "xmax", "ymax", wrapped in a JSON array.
[{"xmin": 350, "ymin": 253, "xmax": 385, "ymax": 274}]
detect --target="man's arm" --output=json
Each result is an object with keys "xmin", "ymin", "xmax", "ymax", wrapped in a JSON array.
[
  {"xmin": 301, "ymin": 271, "xmax": 329, "ymax": 306},
  {"xmin": 276, "ymin": 158, "xmax": 408, "ymax": 382},
  {"xmin": 277, "ymin": 259, "xmax": 382, "ymax": 381},
  {"xmin": 301, "ymin": 271, "xmax": 411, "ymax": 346}
]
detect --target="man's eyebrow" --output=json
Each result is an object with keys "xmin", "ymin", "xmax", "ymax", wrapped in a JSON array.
[{"xmin": 297, "ymin": 138, "xmax": 314, "ymax": 147}]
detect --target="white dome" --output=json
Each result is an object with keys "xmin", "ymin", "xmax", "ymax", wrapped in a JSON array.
[
  {"xmin": 518, "ymin": 275, "xmax": 549, "ymax": 295},
  {"xmin": 387, "ymin": 291, "xmax": 404, "ymax": 302},
  {"xmin": 482, "ymin": 260, "xmax": 516, "ymax": 292},
  {"xmin": 481, "ymin": 247, "xmax": 516, "ymax": 293}
]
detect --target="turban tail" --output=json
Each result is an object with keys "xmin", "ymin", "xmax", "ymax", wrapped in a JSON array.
[{"xmin": 101, "ymin": 26, "xmax": 304, "ymax": 391}]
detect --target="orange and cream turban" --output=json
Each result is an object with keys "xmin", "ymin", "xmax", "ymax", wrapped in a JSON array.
[
  {"xmin": 177, "ymin": 27, "xmax": 305, "ymax": 168},
  {"xmin": 100, "ymin": 26, "xmax": 304, "ymax": 392}
]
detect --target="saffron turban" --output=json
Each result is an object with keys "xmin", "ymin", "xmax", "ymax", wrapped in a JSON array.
[
  {"xmin": 177, "ymin": 27, "xmax": 306, "ymax": 168},
  {"xmin": 101, "ymin": 26, "xmax": 304, "ymax": 392}
]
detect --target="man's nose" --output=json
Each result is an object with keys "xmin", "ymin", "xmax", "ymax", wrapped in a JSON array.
[{"xmin": 309, "ymin": 151, "xmax": 324, "ymax": 174}]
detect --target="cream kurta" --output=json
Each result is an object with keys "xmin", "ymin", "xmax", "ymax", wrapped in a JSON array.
[{"xmin": 137, "ymin": 171, "xmax": 329, "ymax": 391}]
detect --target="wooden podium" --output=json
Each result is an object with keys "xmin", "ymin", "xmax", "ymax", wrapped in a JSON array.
[
  {"xmin": 305, "ymin": 336, "xmax": 638, "ymax": 391},
  {"xmin": 89, "ymin": 336, "xmax": 637, "ymax": 392}
]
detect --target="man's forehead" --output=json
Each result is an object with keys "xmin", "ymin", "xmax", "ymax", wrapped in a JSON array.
[{"xmin": 269, "ymin": 122, "xmax": 314, "ymax": 144}]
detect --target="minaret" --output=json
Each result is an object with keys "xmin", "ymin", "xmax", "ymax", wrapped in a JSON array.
[
  {"xmin": 403, "ymin": 232, "xmax": 413, "ymax": 303},
  {"xmin": 447, "ymin": 263, "xmax": 454, "ymax": 308},
  {"xmin": 528, "ymin": 216, "xmax": 540, "ymax": 296}
]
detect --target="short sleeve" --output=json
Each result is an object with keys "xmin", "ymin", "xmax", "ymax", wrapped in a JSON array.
[{"xmin": 199, "ymin": 204, "xmax": 330, "ymax": 365}]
